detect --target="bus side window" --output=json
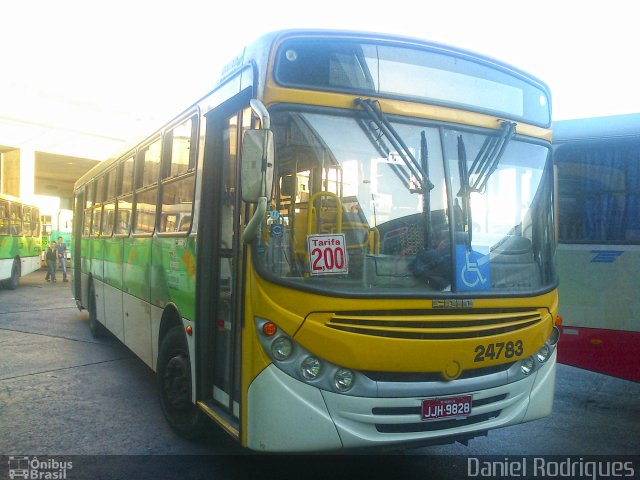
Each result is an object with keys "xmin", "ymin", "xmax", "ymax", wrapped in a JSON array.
[
  {"xmin": 115, "ymin": 196, "xmax": 133, "ymax": 235},
  {"xmin": 102, "ymin": 203, "xmax": 115, "ymax": 237},
  {"xmin": 159, "ymin": 176, "xmax": 194, "ymax": 233},
  {"xmin": 10, "ymin": 203, "xmax": 23, "ymax": 235},
  {"xmin": 133, "ymin": 187, "xmax": 158, "ymax": 235},
  {"xmin": 159, "ymin": 115, "xmax": 197, "ymax": 234},
  {"xmin": 0, "ymin": 200, "xmax": 8, "ymax": 235},
  {"xmin": 82, "ymin": 209, "xmax": 92, "ymax": 237}
]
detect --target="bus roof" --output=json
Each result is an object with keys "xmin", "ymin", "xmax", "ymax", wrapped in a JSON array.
[
  {"xmin": 229, "ymin": 29, "xmax": 550, "ymax": 89},
  {"xmin": 75, "ymin": 29, "xmax": 552, "ymax": 190},
  {"xmin": 553, "ymin": 113, "xmax": 640, "ymax": 143}
]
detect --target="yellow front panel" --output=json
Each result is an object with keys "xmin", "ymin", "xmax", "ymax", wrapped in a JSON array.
[{"xmin": 250, "ymin": 271, "xmax": 557, "ymax": 377}]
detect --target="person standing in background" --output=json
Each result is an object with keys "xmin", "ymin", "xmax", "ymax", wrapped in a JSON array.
[
  {"xmin": 57, "ymin": 236, "xmax": 68, "ymax": 282},
  {"xmin": 45, "ymin": 241, "xmax": 58, "ymax": 283}
]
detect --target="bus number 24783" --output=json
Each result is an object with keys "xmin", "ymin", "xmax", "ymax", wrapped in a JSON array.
[{"xmin": 474, "ymin": 340, "xmax": 523, "ymax": 362}]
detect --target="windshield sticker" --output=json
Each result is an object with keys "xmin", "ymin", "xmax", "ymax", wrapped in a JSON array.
[
  {"xmin": 307, "ymin": 234, "xmax": 349, "ymax": 275},
  {"xmin": 270, "ymin": 224, "xmax": 283, "ymax": 238},
  {"xmin": 455, "ymin": 245, "xmax": 490, "ymax": 292}
]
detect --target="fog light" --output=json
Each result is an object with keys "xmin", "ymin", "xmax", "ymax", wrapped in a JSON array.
[
  {"xmin": 271, "ymin": 337, "xmax": 293, "ymax": 361},
  {"xmin": 536, "ymin": 344, "xmax": 551, "ymax": 363},
  {"xmin": 521, "ymin": 356, "xmax": 535, "ymax": 375},
  {"xmin": 301, "ymin": 357, "xmax": 322, "ymax": 380},
  {"xmin": 334, "ymin": 369, "xmax": 354, "ymax": 392}
]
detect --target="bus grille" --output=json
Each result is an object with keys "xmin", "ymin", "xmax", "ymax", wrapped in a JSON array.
[
  {"xmin": 372, "ymin": 394, "xmax": 506, "ymax": 433},
  {"xmin": 326, "ymin": 309, "xmax": 543, "ymax": 340}
]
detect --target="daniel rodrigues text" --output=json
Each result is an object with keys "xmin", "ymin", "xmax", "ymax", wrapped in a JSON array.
[{"xmin": 468, "ymin": 457, "xmax": 635, "ymax": 479}]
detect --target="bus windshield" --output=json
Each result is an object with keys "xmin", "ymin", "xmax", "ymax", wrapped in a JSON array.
[{"xmin": 254, "ymin": 108, "xmax": 555, "ymax": 296}]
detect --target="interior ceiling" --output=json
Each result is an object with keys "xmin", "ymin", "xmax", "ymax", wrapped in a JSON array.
[
  {"xmin": 0, "ymin": 144, "xmax": 99, "ymax": 200},
  {"xmin": 34, "ymin": 151, "xmax": 100, "ymax": 198}
]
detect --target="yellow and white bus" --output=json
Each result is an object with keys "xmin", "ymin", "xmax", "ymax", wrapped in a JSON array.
[
  {"xmin": 72, "ymin": 29, "xmax": 559, "ymax": 451},
  {"xmin": 0, "ymin": 193, "xmax": 41, "ymax": 289}
]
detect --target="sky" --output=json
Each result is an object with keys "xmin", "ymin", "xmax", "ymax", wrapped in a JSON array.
[{"xmin": 1, "ymin": 0, "xmax": 639, "ymax": 159}]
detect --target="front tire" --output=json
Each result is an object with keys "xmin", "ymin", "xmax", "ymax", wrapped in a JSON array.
[{"xmin": 157, "ymin": 326, "xmax": 208, "ymax": 439}]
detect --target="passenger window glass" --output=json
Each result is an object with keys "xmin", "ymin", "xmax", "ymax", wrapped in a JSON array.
[
  {"xmin": 159, "ymin": 174, "xmax": 195, "ymax": 233},
  {"xmin": 115, "ymin": 195, "xmax": 133, "ymax": 235},
  {"xmin": 557, "ymin": 145, "xmax": 640, "ymax": 244},
  {"xmin": 91, "ymin": 206, "xmax": 102, "ymax": 237},
  {"xmin": 120, "ymin": 157, "xmax": 135, "ymax": 195},
  {"xmin": 220, "ymin": 114, "xmax": 239, "ymax": 249},
  {"xmin": 85, "ymin": 182, "xmax": 95, "ymax": 208},
  {"xmin": 31, "ymin": 208, "xmax": 40, "ymax": 236},
  {"xmin": 140, "ymin": 139, "xmax": 162, "ymax": 188},
  {"xmin": 102, "ymin": 203, "xmax": 115, "ymax": 236},
  {"xmin": 10, "ymin": 204, "xmax": 23, "ymax": 235},
  {"xmin": 134, "ymin": 188, "xmax": 157, "ymax": 234},
  {"xmin": 168, "ymin": 117, "xmax": 195, "ymax": 177},
  {"xmin": 83, "ymin": 208, "xmax": 92, "ymax": 237},
  {"xmin": 106, "ymin": 169, "xmax": 117, "ymax": 200},
  {"xmin": 95, "ymin": 175, "xmax": 106, "ymax": 204},
  {"xmin": 0, "ymin": 201, "xmax": 9, "ymax": 235},
  {"xmin": 23, "ymin": 207, "xmax": 32, "ymax": 235}
]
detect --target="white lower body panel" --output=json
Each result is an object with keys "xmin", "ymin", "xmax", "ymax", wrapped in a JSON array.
[
  {"xmin": 247, "ymin": 365, "xmax": 342, "ymax": 452},
  {"xmin": 20, "ymin": 256, "xmax": 40, "ymax": 277},
  {"xmin": 0, "ymin": 258, "xmax": 12, "ymax": 280},
  {"xmin": 247, "ymin": 352, "xmax": 556, "ymax": 452},
  {"xmin": 0, "ymin": 256, "xmax": 39, "ymax": 281}
]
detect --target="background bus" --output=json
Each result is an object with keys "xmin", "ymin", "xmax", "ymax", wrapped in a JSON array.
[
  {"xmin": 554, "ymin": 113, "xmax": 640, "ymax": 382},
  {"xmin": 0, "ymin": 193, "xmax": 42, "ymax": 289},
  {"xmin": 73, "ymin": 29, "xmax": 559, "ymax": 451}
]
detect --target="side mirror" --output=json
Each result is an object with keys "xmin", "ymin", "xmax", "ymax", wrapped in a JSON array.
[{"xmin": 241, "ymin": 129, "xmax": 274, "ymax": 203}]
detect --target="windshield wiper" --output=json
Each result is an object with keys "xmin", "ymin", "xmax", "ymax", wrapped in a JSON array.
[
  {"xmin": 355, "ymin": 98, "xmax": 434, "ymax": 194},
  {"xmin": 467, "ymin": 120, "xmax": 516, "ymax": 193},
  {"xmin": 356, "ymin": 117, "xmax": 412, "ymax": 191},
  {"xmin": 456, "ymin": 121, "xmax": 516, "ymax": 245},
  {"xmin": 457, "ymin": 135, "xmax": 473, "ymax": 245},
  {"xmin": 421, "ymin": 130, "xmax": 432, "ymax": 247}
]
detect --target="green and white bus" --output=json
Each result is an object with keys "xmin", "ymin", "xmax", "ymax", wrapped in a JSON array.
[{"xmin": 0, "ymin": 193, "xmax": 42, "ymax": 289}]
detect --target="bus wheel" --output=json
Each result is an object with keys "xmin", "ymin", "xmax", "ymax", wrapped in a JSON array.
[
  {"xmin": 88, "ymin": 283, "xmax": 106, "ymax": 338},
  {"xmin": 157, "ymin": 326, "xmax": 207, "ymax": 439},
  {"xmin": 6, "ymin": 259, "xmax": 20, "ymax": 290}
]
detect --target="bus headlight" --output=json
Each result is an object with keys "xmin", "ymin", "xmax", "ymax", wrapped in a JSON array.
[
  {"xmin": 271, "ymin": 337, "xmax": 293, "ymax": 361},
  {"xmin": 521, "ymin": 356, "xmax": 535, "ymax": 375},
  {"xmin": 334, "ymin": 369, "xmax": 354, "ymax": 392},
  {"xmin": 255, "ymin": 318, "xmax": 367, "ymax": 396},
  {"xmin": 301, "ymin": 357, "xmax": 322, "ymax": 379}
]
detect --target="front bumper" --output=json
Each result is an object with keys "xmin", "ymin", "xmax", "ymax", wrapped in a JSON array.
[{"xmin": 246, "ymin": 350, "xmax": 556, "ymax": 451}]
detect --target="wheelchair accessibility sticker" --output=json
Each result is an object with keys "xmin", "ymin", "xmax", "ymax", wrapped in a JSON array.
[{"xmin": 456, "ymin": 245, "xmax": 490, "ymax": 292}]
